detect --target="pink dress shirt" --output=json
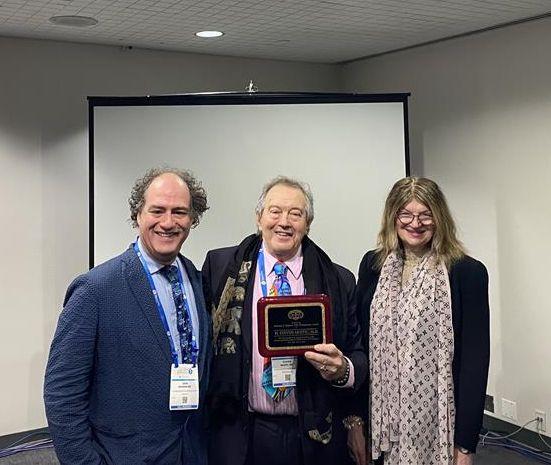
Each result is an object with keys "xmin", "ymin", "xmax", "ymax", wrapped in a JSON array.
[{"xmin": 248, "ymin": 245, "xmax": 304, "ymax": 415}]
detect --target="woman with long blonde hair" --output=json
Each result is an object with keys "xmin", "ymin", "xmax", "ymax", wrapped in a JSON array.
[{"xmin": 346, "ymin": 177, "xmax": 490, "ymax": 465}]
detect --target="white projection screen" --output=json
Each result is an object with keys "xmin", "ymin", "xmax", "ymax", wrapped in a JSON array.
[{"xmin": 90, "ymin": 93, "xmax": 410, "ymax": 275}]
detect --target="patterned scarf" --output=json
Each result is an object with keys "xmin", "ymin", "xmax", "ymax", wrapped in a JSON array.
[{"xmin": 370, "ymin": 252, "xmax": 455, "ymax": 465}]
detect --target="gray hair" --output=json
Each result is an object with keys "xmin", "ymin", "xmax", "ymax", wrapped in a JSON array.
[
  {"xmin": 129, "ymin": 167, "xmax": 209, "ymax": 228},
  {"xmin": 255, "ymin": 176, "xmax": 314, "ymax": 226}
]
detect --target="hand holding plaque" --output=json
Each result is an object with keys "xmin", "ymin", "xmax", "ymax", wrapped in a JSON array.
[{"xmin": 257, "ymin": 294, "xmax": 332, "ymax": 357}]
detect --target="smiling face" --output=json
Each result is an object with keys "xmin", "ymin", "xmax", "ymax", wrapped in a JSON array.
[
  {"xmin": 137, "ymin": 173, "xmax": 192, "ymax": 265},
  {"xmin": 396, "ymin": 199, "xmax": 434, "ymax": 254},
  {"xmin": 256, "ymin": 183, "xmax": 309, "ymax": 261}
]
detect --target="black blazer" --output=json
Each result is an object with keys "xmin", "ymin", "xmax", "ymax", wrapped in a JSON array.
[
  {"xmin": 355, "ymin": 250, "xmax": 490, "ymax": 453},
  {"xmin": 203, "ymin": 244, "xmax": 367, "ymax": 465}
]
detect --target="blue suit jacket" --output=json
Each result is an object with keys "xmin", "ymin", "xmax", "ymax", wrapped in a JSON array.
[{"xmin": 44, "ymin": 246, "xmax": 211, "ymax": 465}]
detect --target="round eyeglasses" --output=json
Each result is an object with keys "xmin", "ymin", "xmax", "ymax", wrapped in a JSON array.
[{"xmin": 396, "ymin": 211, "xmax": 434, "ymax": 226}]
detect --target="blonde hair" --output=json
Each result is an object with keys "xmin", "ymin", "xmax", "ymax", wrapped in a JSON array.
[{"xmin": 375, "ymin": 177, "xmax": 465, "ymax": 269}]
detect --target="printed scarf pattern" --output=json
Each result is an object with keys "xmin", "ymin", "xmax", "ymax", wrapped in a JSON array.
[{"xmin": 370, "ymin": 252, "xmax": 455, "ymax": 465}]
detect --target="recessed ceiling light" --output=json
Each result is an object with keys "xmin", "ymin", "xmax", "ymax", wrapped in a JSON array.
[
  {"xmin": 49, "ymin": 15, "xmax": 98, "ymax": 27},
  {"xmin": 195, "ymin": 30, "xmax": 224, "ymax": 38}
]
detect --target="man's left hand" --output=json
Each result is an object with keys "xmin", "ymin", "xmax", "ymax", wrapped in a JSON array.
[{"xmin": 304, "ymin": 343, "xmax": 346, "ymax": 382}]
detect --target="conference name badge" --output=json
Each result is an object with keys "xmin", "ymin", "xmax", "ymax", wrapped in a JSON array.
[
  {"xmin": 271, "ymin": 356, "xmax": 297, "ymax": 387},
  {"xmin": 169, "ymin": 363, "xmax": 199, "ymax": 410}
]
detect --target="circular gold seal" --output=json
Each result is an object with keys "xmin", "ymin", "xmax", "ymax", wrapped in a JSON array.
[{"xmin": 288, "ymin": 309, "xmax": 304, "ymax": 321}]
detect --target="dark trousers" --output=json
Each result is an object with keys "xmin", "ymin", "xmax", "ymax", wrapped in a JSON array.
[{"xmin": 246, "ymin": 413, "xmax": 304, "ymax": 465}]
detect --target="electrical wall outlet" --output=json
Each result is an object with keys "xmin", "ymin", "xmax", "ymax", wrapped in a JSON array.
[
  {"xmin": 484, "ymin": 394, "xmax": 494, "ymax": 413},
  {"xmin": 501, "ymin": 398, "xmax": 517, "ymax": 421},
  {"xmin": 535, "ymin": 410, "xmax": 547, "ymax": 432}
]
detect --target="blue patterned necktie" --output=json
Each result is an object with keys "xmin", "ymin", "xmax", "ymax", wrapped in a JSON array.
[
  {"xmin": 269, "ymin": 262, "xmax": 292, "ymax": 297},
  {"xmin": 262, "ymin": 261, "xmax": 293, "ymax": 401},
  {"xmin": 160, "ymin": 265, "xmax": 193, "ymax": 364}
]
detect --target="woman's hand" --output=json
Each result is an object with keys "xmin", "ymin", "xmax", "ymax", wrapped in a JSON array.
[
  {"xmin": 347, "ymin": 424, "xmax": 368, "ymax": 465},
  {"xmin": 304, "ymin": 343, "xmax": 347, "ymax": 382},
  {"xmin": 454, "ymin": 447, "xmax": 474, "ymax": 465}
]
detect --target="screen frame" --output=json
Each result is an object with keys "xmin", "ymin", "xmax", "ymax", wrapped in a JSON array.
[{"xmin": 88, "ymin": 91, "xmax": 410, "ymax": 268}]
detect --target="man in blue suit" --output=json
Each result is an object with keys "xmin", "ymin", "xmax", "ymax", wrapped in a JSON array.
[{"xmin": 44, "ymin": 167, "xmax": 211, "ymax": 465}]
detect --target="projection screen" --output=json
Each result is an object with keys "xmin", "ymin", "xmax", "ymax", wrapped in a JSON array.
[{"xmin": 90, "ymin": 93, "xmax": 409, "ymax": 275}]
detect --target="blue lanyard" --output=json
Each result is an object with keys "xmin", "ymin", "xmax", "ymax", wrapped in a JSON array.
[
  {"xmin": 134, "ymin": 242, "xmax": 198, "ymax": 367},
  {"xmin": 258, "ymin": 249, "xmax": 269, "ymax": 297}
]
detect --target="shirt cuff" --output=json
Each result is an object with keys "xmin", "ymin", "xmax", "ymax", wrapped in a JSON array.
[{"xmin": 333, "ymin": 356, "xmax": 355, "ymax": 388}]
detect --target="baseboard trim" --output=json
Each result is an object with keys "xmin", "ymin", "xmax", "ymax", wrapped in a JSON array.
[
  {"xmin": 1, "ymin": 418, "xmax": 549, "ymax": 455},
  {"xmin": 483, "ymin": 414, "xmax": 551, "ymax": 452},
  {"xmin": 0, "ymin": 427, "xmax": 50, "ymax": 450}
]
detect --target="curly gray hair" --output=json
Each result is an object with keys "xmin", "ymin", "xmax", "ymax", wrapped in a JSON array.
[
  {"xmin": 255, "ymin": 175, "xmax": 314, "ymax": 227},
  {"xmin": 129, "ymin": 167, "xmax": 208, "ymax": 228}
]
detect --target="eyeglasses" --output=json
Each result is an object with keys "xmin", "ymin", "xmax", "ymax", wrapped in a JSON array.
[{"xmin": 396, "ymin": 211, "xmax": 434, "ymax": 226}]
